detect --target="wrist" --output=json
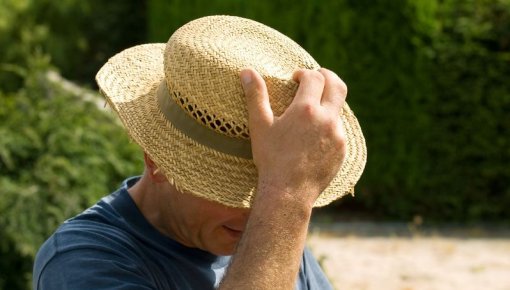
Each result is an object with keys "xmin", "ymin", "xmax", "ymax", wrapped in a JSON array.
[
  {"xmin": 254, "ymin": 177, "xmax": 315, "ymax": 218},
  {"xmin": 255, "ymin": 173, "xmax": 320, "ymax": 209}
]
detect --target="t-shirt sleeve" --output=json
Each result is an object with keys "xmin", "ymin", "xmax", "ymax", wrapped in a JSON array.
[
  {"xmin": 296, "ymin": 247, "xmax": 334, "ymax": 290},
  {"xmin": 35, "ymin": 248, "xmax": 157, "ymax": 290}
]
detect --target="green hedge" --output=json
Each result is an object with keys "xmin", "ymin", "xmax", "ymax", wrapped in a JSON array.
[
  {"xmin": 0, "ymin": 0, "xmax": 509, "ymax": 288},
  {"xmin": 148, "ymin": 0, "xmax": 510, "ymax": 222},
  {"xmin": 0, "ymin": 0, "xmax": 145, "ymax": 90},
  {"xmin": 0, "ymin": 1, "xmax": 145, "ymax": 288},
  {"xmin": 0, "ymin": 52, "xmax": 143, "ymax": 290},
  {"xmin": 418, "ymin": 0, "xmax": 510, "ymax": 221}
]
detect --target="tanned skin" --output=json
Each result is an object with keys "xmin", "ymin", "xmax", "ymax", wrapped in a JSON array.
[
  {"xmin": 219, "ymin": 68, "xmax": 347, "ymax": 289},
  {"xmin": 129, "ymin": 68, "xmax": 347, "ymax": 290}
]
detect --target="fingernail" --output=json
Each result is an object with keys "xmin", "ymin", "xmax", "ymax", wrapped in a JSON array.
[{"xmin": 240, "ymin": 70, "xmax": 252, "ymax": 87}]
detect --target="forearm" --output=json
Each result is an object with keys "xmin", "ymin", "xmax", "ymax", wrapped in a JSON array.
[
  {"xmin": 219, "ymin": 182, "xmax": 314, "ymax": 290},
  {"xmin": 223, "ymin": 67, "xmax": 347, "ymax": 289}
]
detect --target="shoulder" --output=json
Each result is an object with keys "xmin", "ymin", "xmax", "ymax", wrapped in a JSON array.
[
  {"xmin": 32, "ymin": 180, "xmax": 168, "ymax": 290},
  {"xmin": 33, "ymin": 216, "xmax": 156, "ymax": 290}
]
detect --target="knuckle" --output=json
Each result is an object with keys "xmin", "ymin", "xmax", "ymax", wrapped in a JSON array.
[
  {"xmin": 301, "ymin": 103, "xmax": 316, "ymax": 117},
  {"xmin": 245, "ymin": 89, "xmax": 256, "ymax": 100},
  {"xmin": 325, "ymin": 119, "xmax": 347, "ymax": 146},
  {"xmin": 321, "ymin": 68, "xmax": 347, "ymax": 94},
  {"xmin": 319, "ymin": 68, "xmax": 337, "ymax": 81},
  {"xmin": 341, "ymin": 83, "xmax": 348, "ymax": 96},
  {"xmin": 246, "ymin": 87, "xmax": 262, "ymax": 102},
  {"xmin": 303, "ymin": 70, "xmax": 325, "ymax": 84},
  {"xmin": 336, "ymin": 79, "xmax": 348, "ymax": 96},
  {"xmin": 252, "ymin": 86, "xmax": 263, "ymax": 99},
  {"xmin": 336, "ymin": 127, "xmax": 347, "ymax": 146},
  {"xmin": 323, "ymin": 118, "xmax": 338, "ymax": 136},
  {"xmin": 312, "ymin": 70, "xmax": 326, "ymax": 84}
]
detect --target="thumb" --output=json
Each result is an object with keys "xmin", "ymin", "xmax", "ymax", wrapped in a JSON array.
[{"xmin": 240, "ymin": 68, "xmax": 273, "ymax": 129}]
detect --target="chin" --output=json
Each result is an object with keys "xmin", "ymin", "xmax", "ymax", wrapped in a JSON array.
[
  {"xmin": 208, "ymin": 244, "xmax": 237, "ymax": 256},
  {"xmin": 214, "ymin": 248, "xmax": 236, "ymax": 256}
]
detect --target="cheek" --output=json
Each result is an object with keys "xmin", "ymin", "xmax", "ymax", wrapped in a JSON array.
[
  {"xmin": 203, "ymin": 213, "xmax": 233, "ymax": 231},
  {"xmin": 193, "ymin": 208, "xmax": 229, "ymax": 231},
  {"xmin": 200, "ymin": 211, "xmax": 245, "ymax": 238},
  {"xmin": 194, "ymin": 208, "xmax": 249, "ymax": 255},
  {"xmin": 192, "ymin": 199, "xmax": 250, "ymax": 236},
  {"xmin": 198, "ymin": 204, "xmax": 246, "ymax": 224}
]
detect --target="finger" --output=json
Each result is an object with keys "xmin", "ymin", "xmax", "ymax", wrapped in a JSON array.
[
  {"xmin": 292, "ymin": 69, "xmax": 325, "ymax": 105},
  {"xmin": 319, "ymin": 68, "xmax": 347, "ymax": 113},
  {"xmin": 240, "ymin": 68, "xmax": 274, "ymax": 130}
]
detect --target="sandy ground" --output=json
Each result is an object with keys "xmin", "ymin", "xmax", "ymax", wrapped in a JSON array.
[{"xmin": 307, "ymin": 223, "xmax": 510, "ymax": 290}]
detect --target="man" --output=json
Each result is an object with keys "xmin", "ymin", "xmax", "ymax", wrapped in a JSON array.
[{"xmin": 33, "ymin": 16, "xmax": 366, "ymax": 289}]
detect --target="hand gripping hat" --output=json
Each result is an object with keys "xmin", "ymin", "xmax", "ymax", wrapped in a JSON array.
[{"xmin": 96, "ymin": 15, "xmax": 367, "ymax": 208}]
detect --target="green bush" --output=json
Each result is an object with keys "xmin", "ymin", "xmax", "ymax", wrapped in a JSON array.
[
  {"xmin": 0, "ymin": 54, "xmax": 143, "ymax": 290},
  {"xmin": 0, "ymin": 0, "xmax": 145, "ymax": 90},
  {"xmin": 0, "ymin": 1, "xmax": 146, "ymax": 289},
  {"xmin": 0, "ymin": 0, "xmax": 508, "ymax": 289}
]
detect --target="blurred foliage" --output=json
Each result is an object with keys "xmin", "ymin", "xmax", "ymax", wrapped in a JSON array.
[
  {"xmin": 0, "ymin": 0, "xmax": 145, "ymax": 91},
  {"xmin": 0, "ymin": 54, "xmax": 143, "ymax": 289},
  {"xmin": 148, "ymin": 0, "xmax": 510, "ymax": 222},
  {"xmin": 418, "ymin": 0, "xmax": 510, "ymax": 221},
  {"xmin": 0, "ymin": 1, "xmax": 144, "ymax": 288},
  {"xmin": 1, "ymin": 0, "xmax": 509, "ymax": 289}
]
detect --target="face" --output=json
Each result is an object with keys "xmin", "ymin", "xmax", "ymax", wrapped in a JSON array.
[{"xmin": 161, "ymin": 183, "xmax": 250, "ymax": 256}]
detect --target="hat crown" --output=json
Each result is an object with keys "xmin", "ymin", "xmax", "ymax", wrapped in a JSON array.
[{"xmin": 164, "ymin": 15, "xmax": 319, "ymax": 139}]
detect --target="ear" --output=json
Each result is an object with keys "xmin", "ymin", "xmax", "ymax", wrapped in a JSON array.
[{"xmin": 144, "ymin": 152, "xmax": 167, "ymax": 183}]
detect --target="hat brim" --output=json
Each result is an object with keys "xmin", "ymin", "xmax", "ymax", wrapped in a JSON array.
[{"xmin": 96, "ymin": 43, "xmax": 366, "ymax": 208}]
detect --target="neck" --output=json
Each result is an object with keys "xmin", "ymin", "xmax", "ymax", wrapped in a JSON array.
[{"xmin": 128, "ymin": 173, "xmax": 183, "ymax": 243}]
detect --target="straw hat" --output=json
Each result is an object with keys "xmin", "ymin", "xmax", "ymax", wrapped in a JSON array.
[{"xmin": 96, "ymin": 15, "xmax": 367, "ymax": 208}]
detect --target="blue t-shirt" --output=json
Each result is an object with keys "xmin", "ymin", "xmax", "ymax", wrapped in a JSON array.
[{"xmin": 33, "ymin": 177, "xmax": 333, "ymax": 290}]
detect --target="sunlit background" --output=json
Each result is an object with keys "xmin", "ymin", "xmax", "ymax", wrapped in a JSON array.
[{"xmin": 1, "ymin": 0, "xmax": 509, "ymax": 289}]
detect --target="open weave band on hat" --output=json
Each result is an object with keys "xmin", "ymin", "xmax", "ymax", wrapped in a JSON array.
[
  {"xmin": 156, "ymin": 81, "xmax": 253, "ymax": 159},
  {"xmin": 96, "ymin": 15, "xmax": 367, "ymax": 208}
]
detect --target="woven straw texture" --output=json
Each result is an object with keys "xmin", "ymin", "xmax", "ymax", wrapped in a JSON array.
[{"xmin": 96, "ymin": 15, "xmax": 367, "ymax": 208}]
